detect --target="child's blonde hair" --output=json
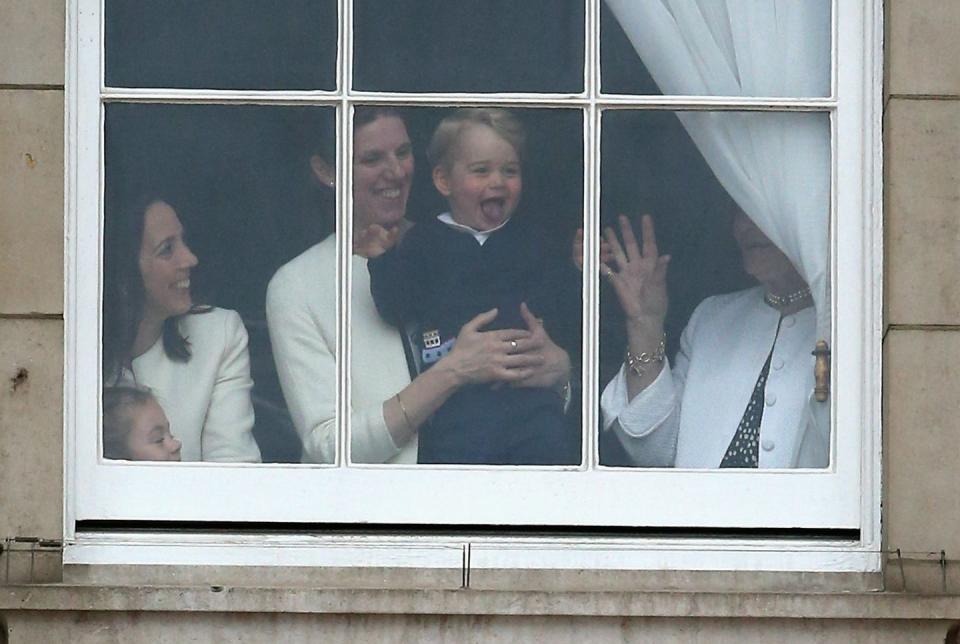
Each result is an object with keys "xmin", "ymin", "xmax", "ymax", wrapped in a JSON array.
[
  {"xmin": 102, "ymin": 385, "xmax": 155, "ymax": 459},
  {"xmin": 427, "ymin": 108, "xmax": 526, "ymax": 171}
]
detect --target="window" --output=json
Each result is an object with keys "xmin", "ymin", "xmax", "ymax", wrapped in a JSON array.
[{"xmin": 66, "ymin": 0, "xmax": 882, "ymax": 566}]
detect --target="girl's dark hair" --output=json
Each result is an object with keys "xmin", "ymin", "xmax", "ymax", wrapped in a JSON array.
[
  {"xmin": 102, "ymin": 385, "xmax": 155, "ymax": 459},
  {"xmin": 102, "ymin": 193, "xmax": 199, "ymax": 381}
]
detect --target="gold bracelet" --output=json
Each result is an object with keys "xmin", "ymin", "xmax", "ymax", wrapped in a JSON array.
[
  {"xmin": 625, "ymin": 334, "xmax": 666, "ymax": 378},
  {"xmin": 395, "ymin": 392, "xmax": 413, "ymax": 431}
]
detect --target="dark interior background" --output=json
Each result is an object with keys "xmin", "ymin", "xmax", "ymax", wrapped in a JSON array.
[
  {"xmin": 102, "ymin": 2, "xmax": 753, "ymax": 464},
  {"xmin": 353, "ymin": 0, "xmax": 585, "ymax": 93},
  {"xmin": 105, "ymin": 0, "xmax": 338, "ymax": 90}
]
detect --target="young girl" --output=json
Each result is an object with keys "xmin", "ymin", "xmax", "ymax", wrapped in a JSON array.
[
  {"xmin": 102, "ymin": 386, "xmax": 182, "ymax": 461},
  {"xmin": 367, "ymin": 108, "xmax": 581, "ymax": 465}
]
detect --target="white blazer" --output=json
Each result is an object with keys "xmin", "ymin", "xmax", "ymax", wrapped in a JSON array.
[
  {"xmin": 601, "ymin": 287, "xmax": 829, "ymax": 468},
  {"xmin": 126, "ymin": 307, "xmax": 262, "ymax": 463},
  {"xmin": 266, "ymin": 236, "xmax": 418, "ymax": 464}
]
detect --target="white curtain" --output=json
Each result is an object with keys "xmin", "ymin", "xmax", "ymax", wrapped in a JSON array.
[{"xmin": 605, "ymin": 0, "xmax": 832, "ymax": 343}]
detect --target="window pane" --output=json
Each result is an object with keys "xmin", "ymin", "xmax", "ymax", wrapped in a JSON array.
[
  {"xmin": 601, "ymin": 0, "xmax": 831, "ymax": 97},
  {"xmin": 103, "ymin": 103, "xmax": 336, "ymax": 464},
  {"xmin": 598, "ymin": 110, "xmax": 831, "ymax": 469},
  {"xmin": 105, "ymin": 0, "xmax": 337, "ymax": 90},
  {"xmin": 346, "ymin": 107, "xmax": 583, "ymax": 466},
  {"xmin": 352, "ymin": 0, "xmax": 585, "ymax": 93}
]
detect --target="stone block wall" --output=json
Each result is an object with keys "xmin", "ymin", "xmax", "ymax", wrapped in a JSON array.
[
  {"xmin": 883, "ymin": 0, "xmax": 960, "ymax": 591},
  {"xmin": 0, "ymin": 0, "xmax": 65, "ymax": 553}
]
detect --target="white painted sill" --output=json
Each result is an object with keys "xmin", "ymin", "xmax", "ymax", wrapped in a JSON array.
[{"xmin": 63, "ymin": 530, "xmax": 883, "ymax": 594}]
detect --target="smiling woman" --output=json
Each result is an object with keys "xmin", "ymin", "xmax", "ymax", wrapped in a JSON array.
[
  {"xmin": 265, "ymin": 106, "xmax": 582, "ymax": 466},
  {"xmin": 103, "ymin": 194, "xmax": 262, "ymax": 463}
]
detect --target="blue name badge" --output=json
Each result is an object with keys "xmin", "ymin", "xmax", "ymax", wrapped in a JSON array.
[{"xmin": 422, "ymin": 338, "xmax": 456, "ymax": 364}]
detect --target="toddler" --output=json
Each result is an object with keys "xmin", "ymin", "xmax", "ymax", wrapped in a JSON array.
[
  {"xmin": 103, "ymin": 385, "xmax": 182, "ymax": 461},
  {"xmin": 368, "ymin": 108, "xmax": 580, "ymax": 465}
]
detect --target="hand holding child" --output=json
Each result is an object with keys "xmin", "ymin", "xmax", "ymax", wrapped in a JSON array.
[{"xmin": 509, "ymin": 302, "xmax": 571, "ymax": 391}]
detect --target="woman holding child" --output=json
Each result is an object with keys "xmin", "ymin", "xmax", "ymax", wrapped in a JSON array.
[
  {"xmin": 103, "ymin": 195, "xmax": 262, "ymax": 462},
  {"xmin": 267, "ymin": 107, "xmax": 575, "ymax": 464}
]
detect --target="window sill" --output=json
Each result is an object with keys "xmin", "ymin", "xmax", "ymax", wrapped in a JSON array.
[
  {"xmin": 3, "ymin": 583, "xmax": 960, "ymax": 621},
  {"xmin": 59, "ymin": 530, "xmax": 883, "ymax": 594}
]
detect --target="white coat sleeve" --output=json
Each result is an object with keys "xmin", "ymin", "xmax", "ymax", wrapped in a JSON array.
[
  {"xmin": 200, "ymin": 309, "xmax": 262, "ymax": 463},
  {"xmin": 598, "ymin": 304, "xmax": 703, "ymax": 467}
]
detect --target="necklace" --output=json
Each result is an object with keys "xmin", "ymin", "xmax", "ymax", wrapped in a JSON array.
[{"xmin": 764, "ymin": 286, "xmax": 811, "ymax": 310}]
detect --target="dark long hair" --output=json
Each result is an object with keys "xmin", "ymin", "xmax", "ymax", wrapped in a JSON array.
[
  {"xmin": 102, "ymin": 193, "xmax": 200, "ymax": 381},
  {"xmin": 353, "ymin": 106, "xmax": 405, "ymax": 132}
]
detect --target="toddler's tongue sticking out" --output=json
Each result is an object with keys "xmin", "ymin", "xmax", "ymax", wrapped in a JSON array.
[{"xmin": 480, "ymin": 198, "xmax": 507, "ymax": 228}]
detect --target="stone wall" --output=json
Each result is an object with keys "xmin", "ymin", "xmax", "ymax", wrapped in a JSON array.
[{"xmin": 883, "ymin": 0, "xmax": 960, "ymax": 593}]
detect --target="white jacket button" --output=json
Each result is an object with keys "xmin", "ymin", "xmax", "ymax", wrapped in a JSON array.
[
  {"xmin": 765, "ymin": 392, "xmax": 777, "ymax": 406},
  {"xmin": 772, "ymin": 357, "xmax": 785, "ymax": 370},
  {"xmin": 761, "ymin": 439, "xmax": 776, "ymax": 452},
  {"xmin": 783, "ymin": 316, "xmax": 796, "ymax": 328}
]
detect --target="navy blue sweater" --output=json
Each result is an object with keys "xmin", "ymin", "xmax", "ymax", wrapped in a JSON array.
[{"xmin": 368, "ymin": 215, "xmax": 581, "ymax": 465}]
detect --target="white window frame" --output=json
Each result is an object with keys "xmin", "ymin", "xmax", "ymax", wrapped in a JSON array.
[{"xmin": 63, "ymin": 0, "xmax": 884, "ymax": 573}]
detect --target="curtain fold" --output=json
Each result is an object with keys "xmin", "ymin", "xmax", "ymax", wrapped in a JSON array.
[{"xmin": 605, "ymin": 0, "xmax": 832, "ymax": 344}]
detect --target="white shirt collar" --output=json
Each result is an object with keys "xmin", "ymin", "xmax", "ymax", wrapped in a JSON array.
[{"xmin": 437, "ymin": 212, "xmax": 510, "ymax": 246}]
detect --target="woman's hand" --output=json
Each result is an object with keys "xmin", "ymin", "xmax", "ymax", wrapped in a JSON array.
[
  {"xmin": 510, "ymin": 302, "xmax": 571, "ymax": 390},
  {"xmin": 572, "ymin": 228, "xmax": 612, "ymax": 271},
  {"xmin": 603, "ymin": 215, "xmax": 670, "ymax": 329},
  {"xmin": 439, "ymin": 308, "xmax": 543, "ymax": 387},
  {"xmin": 353, "ymin": 220, "xmax": 412, "ymax": 258},
  {"xmin": 387, "ymin": 308, "xmax": 550, "ymax": 444}
]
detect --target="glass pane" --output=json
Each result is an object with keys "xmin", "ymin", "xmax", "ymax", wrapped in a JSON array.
[
  {"xmin": 353, "ymin": 0, "xmax": 585, "ymax": 93},
  {"xmin": 601, "ymin": 0, "xmax": 831, "ymax": 97},
  {"xmin": 347, "ymin": 106, "xmax": 583, "ymax": 465},
  {"xmin": 103, "ymin": 103, "xmax": 337, "ymax": 464},
  {"xmin": 598, "ymin": 110, "xmax": 831, "ymax": 469},
  {"xmin": 105, "ymin": 0, "xmax": 337, "ymax": 90}
]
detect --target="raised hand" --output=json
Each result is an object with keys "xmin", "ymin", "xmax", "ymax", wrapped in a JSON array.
[
  {"xmin": 572, "ymin": 228, "xmax": 613, "ymax": 272},
  {"xmin": 602, "ymin": 214, "xmax": 670, "ymax": 329}
]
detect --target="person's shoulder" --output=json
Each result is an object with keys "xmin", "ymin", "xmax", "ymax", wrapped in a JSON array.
[
  {"xmin": 267, "ymin": 237, "xmax": 336, "ymax": 302},
  {"xmin": 271, "ymin": 238, "xmax": 334, "ymax": 285},
  {"xmin": 406, "ymin": 216, "xmax": 450, "ymax": 243},
  {"xmin": 180, "ymin": 306, "xmax": 243, "ymax": 337},
  {"xmin": 687, "ymin": 286, "xmax": 765, "ymax": 332},
  {"xmin": 698, "ymin": 286, "xmax": 764, "ymax": 313}
]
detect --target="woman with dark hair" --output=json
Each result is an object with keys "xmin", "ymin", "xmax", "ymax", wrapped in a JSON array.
[
  {"xmin": 103, "ymin": 196, "xmax": 262, "ymax": 462},
  {"xmin": 266, "ymin": 107, "xmax": 572, "ymax": 464}
]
